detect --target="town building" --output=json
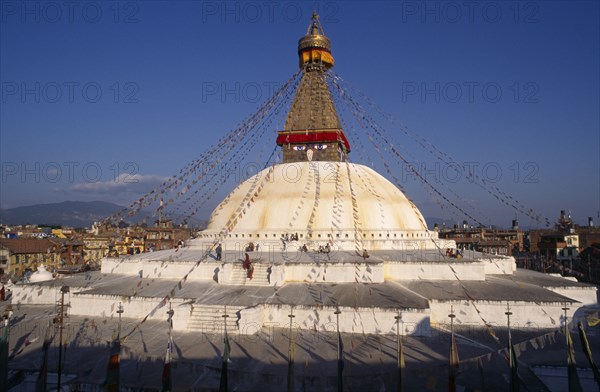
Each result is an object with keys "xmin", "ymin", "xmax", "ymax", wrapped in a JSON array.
[
  {"xmin": 529, "ymin": 211, "xmax": 600, "ymax": 262},
  {"xmin": 0, "ymin": 238, "xmax": 61, "ymax": 277},
  {"xmin": 82, "ymin": 235, "xmax": 112, "ymax": 266},
  {"xmin": 437, "ymin": 220, "xmax": 524, "ymax": 256},
  {"xmin": 112, "ymin": 228, "xmax": 145, "ymax": 255},
  {"xmin": 144, "ymin": 219, "xmax": 176, "ymax": 251}
]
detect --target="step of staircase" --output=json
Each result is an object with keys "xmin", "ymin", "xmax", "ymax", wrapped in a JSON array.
[
  {"xmin": 187, "ymin": 304, "xmax": 242, "ymax": 332},
  {"xmin": 225, "ymin": 263, "xmax": 271, "ymax": 286}
]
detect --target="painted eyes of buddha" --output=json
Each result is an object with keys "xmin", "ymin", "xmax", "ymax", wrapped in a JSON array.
[{"xmin": 293, "ymin": 144, "xmax": 328, "ymax": 151}]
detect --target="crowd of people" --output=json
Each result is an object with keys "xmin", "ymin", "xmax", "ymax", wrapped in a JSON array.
[
  {"xmin": 281, "ymin": 233, "xmax": 299, "ymax": 250},
  {"xmin": 213, "ymin": 241, "xmax": 374, "ymax": 277},
  {"xmin": 446, "ymin": 248, "xmax": 463, "ymax": 259}
]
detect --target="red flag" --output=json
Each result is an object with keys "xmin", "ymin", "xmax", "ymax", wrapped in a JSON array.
[
  {"xmin": 35, "ymin": 336, "xmax": 52, "ymax": 392},
  {"xmin": 162, "ymin": 337, "xmax": 172, "ymax": 391},
  {"xmin": 104, "ymin": 339, "xmax": 120, "ymax": 392},
  {"xmin": 219, "ymin": 331, "xmax": 231, "ymax": 392}
]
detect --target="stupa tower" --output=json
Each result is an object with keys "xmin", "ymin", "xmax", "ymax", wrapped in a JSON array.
[
  {"xmin": 276, "ymin": 12, "xmax": 351, "ymax": 163},
  {"xmin": 196, "ymin": 13, "xmax": 439, "ymax": 252}
]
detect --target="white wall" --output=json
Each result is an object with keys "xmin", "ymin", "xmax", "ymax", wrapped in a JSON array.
[
  {"xmin": 283, "ymin": 262, "xmax": 384, "ymax": 283},
  {"xmin": 384, "ymin": 261, "xmax": 486, "ymax": 281},
  {"xmin": 265, "ymin": 305, "xmax": 430, "ymax": 336},
  {"xmin": 547, "ymin": 287, "xmax": 598, "ymax": 306},
  {"xmin": 101, "ymin": 257, "xmax": 219, "ymax": 281},
  {"xmin": 482, "ymin": 256, "xmax": 516, "ymax": 275},
  {"xmin": 429, "ymin": 300, "xmax": 576, "ymax": 329}
]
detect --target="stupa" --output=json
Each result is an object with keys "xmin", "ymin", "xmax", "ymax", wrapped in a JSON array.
[
  {"xmin": 11, "ymin": 13, "xmax": 597, "ymax": 339},
  {"xmin": 28, "ymin": 264, "xmax": 53, "ymax": 283},
  {"xmin": 5, "ymin": 13, "xmax": 599, "ymax": 391},
  {"xmin": 198, "ymin": 13, "xmax": 446, "ymax": 254}
]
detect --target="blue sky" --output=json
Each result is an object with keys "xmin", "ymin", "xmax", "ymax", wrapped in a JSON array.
[{"xmin": 1, "ymin": 1, "xmax": 599, "ymax": 228}]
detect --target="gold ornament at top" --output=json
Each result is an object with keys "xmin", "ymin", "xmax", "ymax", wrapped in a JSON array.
[{"xmin": 298, "ymin": 11, "xmax": 334, "ymax": 69}]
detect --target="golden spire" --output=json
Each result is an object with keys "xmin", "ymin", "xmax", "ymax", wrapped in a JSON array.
[
  {"xmin": 297, "ymin": 11, "xmax": 334, "ymax": 69},
  {"xmin": 276, "ymin": 12, "xmax": 349, "ymax": 163}
]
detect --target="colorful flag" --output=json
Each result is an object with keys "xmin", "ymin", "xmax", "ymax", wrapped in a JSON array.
[
  {"xmin": 397, "ymin": 334, "xmax": 405, "ymax": 392},
  {"xmin": 449, "ymin": 332, "xmax": 459, "ymax": 392},
  {"xmin": 35, "ymin": 336, "xmax": 53, "ymax": 392},
  {"xmin": 587, "ymin": 313, "xmax": 600, "ymax": 327},
  {"xmin": 337, "ymin": 331, "xmax": 344, "ymax": 392},
  {"xmin": 577, "ymin": 321, "xmax": 600, "ymax": 388},
  {"xmin": 509, "ymin": 339, "xmax": 519, "ymax": 392},
  {"xmin": 162, "ymin": 337, "xmax": 173, "ymax": 392},
  {"xmin": 0, "ymin": 319, "xmax": 8, "ymax": 392},
  {"xmin": 567, "ymin": 328, "xmax": 583, "ymax": 392},
  {"xmin": 104, "ymin": 339, "xmax": 120, "ymax": 392},
  {"xmin": 219, "ymin": 332, "xmax": 231, "ymax": 392},
  {"xmin": 288, "ymin": 330, "xmax": 295, "ymax": 392},
  {"xmin": 477, "ymin": 356, "xmax": 485, "ymax": 391}
]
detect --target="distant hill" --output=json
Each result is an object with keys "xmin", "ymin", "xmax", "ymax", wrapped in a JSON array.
[
  {"xmin": 0, "ymin": 200, "xmax": 209, "ymax": 228},
  {"xmin": 0, "ymin": 201, "xmax": 123, "ymax": 227}
]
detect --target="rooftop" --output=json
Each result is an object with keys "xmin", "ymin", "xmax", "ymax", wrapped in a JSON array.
[{"xmin": 4, "ymin": 304, "xmax": 599, "ymax": 391}]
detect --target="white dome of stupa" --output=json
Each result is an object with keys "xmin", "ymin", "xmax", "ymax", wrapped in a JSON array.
[
  {"xmin": 196, "ymin": 161, "xmax": 443, "ymax": 251},
  {"xmin": 191, "ymin": 16, "xmax": 449, "ymax": 253}
]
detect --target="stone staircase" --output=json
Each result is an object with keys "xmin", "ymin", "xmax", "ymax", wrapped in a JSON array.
[
  {"xmin": 226, "ymin": 263, "xmax": 271, "ymax": 286},
  {"xmin": 187, "ymin": 304, "xmax": 242, "ymax": 332}
]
